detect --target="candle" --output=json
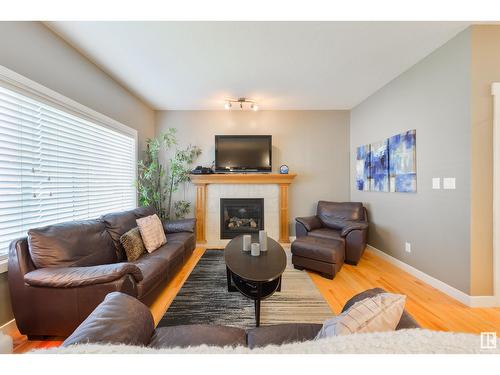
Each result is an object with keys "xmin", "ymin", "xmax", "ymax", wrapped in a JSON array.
[
  {"xmin": 259, "ymin": 230, "xmax": 268, "ymax": 251},
  {"xmin": 251, "ymin": 242, "xmax": 260, "ymax": 257},
  {"xmin": 242, "ymin": 235, "xmax": 251, "ymax": 252}
]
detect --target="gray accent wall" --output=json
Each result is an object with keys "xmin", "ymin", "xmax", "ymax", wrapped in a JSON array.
[
  {"xmin": 156, "ymin": 110, "xmax": 351, "ymax": 235},
  {"xmin": 0, "ymin": 22, "xmax": 155, "ymax": 326},
  {"xmin": 350, "ymin": 30, "xmax": 472, "ymax": 293}
]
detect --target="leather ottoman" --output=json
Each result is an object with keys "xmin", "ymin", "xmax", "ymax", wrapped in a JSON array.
[{"xmin": 291, "ymin": 236, "xmax": 345, "ymax": 279}]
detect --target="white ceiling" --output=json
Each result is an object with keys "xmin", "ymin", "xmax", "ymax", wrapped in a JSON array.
[{"xmin": 46, "ymin": 21, "xmax": 471, "ymax": 110}]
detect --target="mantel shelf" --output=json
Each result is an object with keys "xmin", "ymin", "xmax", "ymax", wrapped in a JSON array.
[{"xmin": 190, "ymin": 173, "xmax": 297, "ymax": 185}]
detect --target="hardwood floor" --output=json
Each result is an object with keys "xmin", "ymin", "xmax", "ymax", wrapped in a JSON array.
[
  {"xmin": 12, "ymin": 245, "xmax": 500, "ymax": 353},
  {"xmin": 309, "ymin": 249, "xmax": 500, "ymax": 334},
  {"xmin": 149, "ymin": 247, "xmax": 206, "ymax": 325}
]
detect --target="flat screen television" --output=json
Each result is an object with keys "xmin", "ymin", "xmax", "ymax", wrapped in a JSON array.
[{"xmin": 215, "ymin": 135, "xmax": 272, "ymax": 173}]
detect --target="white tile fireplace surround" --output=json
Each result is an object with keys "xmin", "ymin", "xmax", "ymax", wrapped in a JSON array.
[
  {"xmin": 190, "ymin": 174, "xmax": 297, "ymax": 247},
  {"xmin": 207, "ymin": 184, "xmax": 279, "ymax": 247}
]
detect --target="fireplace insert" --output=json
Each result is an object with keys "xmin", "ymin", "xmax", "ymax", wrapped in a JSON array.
[{"xmin": 220, "ymin": 198, "xmax": 264, "ymax": 239}]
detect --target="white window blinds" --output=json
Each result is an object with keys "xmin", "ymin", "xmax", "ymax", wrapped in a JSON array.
[{"xmin": 0, "ymin": 85, "xmax": 137, "ymax": 258}]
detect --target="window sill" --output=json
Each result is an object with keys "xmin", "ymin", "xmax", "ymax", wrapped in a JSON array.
[{"xmin": 0, "ymin": 258, "xmax": 7, "ymax": 274}]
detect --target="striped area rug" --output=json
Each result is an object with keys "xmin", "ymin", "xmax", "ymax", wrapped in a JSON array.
[{"xmin": 158, "ymin": 249, "xmax": 333, "ymax": 329}]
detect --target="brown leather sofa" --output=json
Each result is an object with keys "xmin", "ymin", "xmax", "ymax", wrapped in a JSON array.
[
  {"xmin": 295, "ymin": 201, "xmax": 369, "ymax": 265},
  {"xmin": 62, "ymin": 288, "xmax": 420, "ymax": 349},
  {"xmin": 8, "ymin": 206, "xmax": 196, "ymax": 338}
]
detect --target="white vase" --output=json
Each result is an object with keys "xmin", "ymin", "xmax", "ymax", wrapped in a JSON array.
[
  {"xmin": 259, "ymin": 230, "xmax": 268, "ymax": 251},
  {"xmin": 242, "ymin": 235, "xmax": 251, "ymax": 252},
  {"xmin": 251, "ymin": 242, "xmax": 260, "ymax": 257}
]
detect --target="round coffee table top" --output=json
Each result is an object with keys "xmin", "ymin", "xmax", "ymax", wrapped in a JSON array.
[{"xmin": 224, "ymin": 234, "xmax": 287, "ymax": 282}]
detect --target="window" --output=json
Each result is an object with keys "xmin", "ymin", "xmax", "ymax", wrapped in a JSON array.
[{"xmin": 0, "ymin": 84, "xmax": 137, "ymax": 259}]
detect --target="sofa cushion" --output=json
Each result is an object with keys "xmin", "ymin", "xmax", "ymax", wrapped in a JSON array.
[
  {"xmin": 291, "ymin": 237, "xmax": 344, "ymax": 264},
  {"xmin": 316, "ymin": 201, "xmax": 365, "ymax": 230},
  {"xmin": 28, "ymin": 219, "xmax": 116, "ymax": 269},
  {"xmin": 247, "ymin": 323, "xmax": 322, "ymax": 349},
  {"xmin": 308, "ymin": 228, "xmax": 344, "ymax": 242},
  {"xmin": 136, "ymin": 214, "xmax": 167, "ymax": 253},
  {"xmin": 102, "ymin": 206, "xmax": 156, "ymax": 261},
  {"xmin": 120, "ymin": 227, "xmax": 147, "ymax": 261},
  {"xmin": 62, "ymin": 292, "xmax": 154, "ymax": 347},
  {"xmin": 316, "ymin": 293, "xmax": 406, "ymax": 338},
  {"xmin": 167, "ymin": 232, "xmax": 196, "ymax": 256},
  {"xmin": 342, "ymin": 288, "xmax": 420, "ymax": 330},
  {"xmin": 133, "ymin": 242, "xmax": 184, "ymax": 298},
  {"xmin": 149, "ymin": 325, "xmax": 246, "ymax": 348}
]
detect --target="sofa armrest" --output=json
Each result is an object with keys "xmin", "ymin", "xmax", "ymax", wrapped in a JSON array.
[
  {"xmin": 24, "ymin": 262, "xmax": 143, "ymax": 288},
  {"xmin": 162, "ymin": 218, "xmax": 196, "ymax": 233},
  {"xmin": 246, "ymin": 323, "xmax": 323, "ymax": 349},
  {"xmin": 62, "ymin": 292, "xmax": 154, "ymax": 347},
  {"xmin": 340, "ymin": 221, "xmax": 369, "ymax": 237},
  {"xmin": 295, "ymin": 216, "xmax": 322, "ymax": 232}
]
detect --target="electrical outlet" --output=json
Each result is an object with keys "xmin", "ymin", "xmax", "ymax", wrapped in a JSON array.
[{"xmin": 405, "ymin": 242, "xmax": 411, "ymax": 253}]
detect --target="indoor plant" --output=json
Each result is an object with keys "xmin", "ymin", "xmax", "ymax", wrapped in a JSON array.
[{"xmin": 137, "ymin": 128, "xmax": 201, "ymax": 220}]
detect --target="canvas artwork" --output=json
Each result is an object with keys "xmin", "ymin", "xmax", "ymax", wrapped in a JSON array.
[
  {"xmin": 388, "ymin": 130, "xmax": 417, "ymax": 192},
  {"xmin": 370, "ymin": 139, "xmax": 389, "ymax": 192},
  {"xmin": 355, "ymin": 144, "xmax": 371, "ymax": 191}
]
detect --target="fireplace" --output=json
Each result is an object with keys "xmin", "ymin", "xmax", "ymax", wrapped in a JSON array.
[{"xmin": 220, "ymin": 198, "xmax": 264, "ymax": 239}]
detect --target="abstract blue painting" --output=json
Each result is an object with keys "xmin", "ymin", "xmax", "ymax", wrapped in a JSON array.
[
  {"xmin": 370, "ymin": 139, "xmax": 389, "ymax": 192},
  {"xmin": 356, "ymin": 144, "xmax": 371, "ymax": 191},
  {"xmin": 388, "ymin": 130, "xmax": 417, "ymax": 193}
]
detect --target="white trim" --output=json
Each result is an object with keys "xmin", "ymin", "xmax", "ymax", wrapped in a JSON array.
[
  {"xmin": 367, "ymin": 245, "xmax": 500, "ymax": 307},
  {"xmin": 492, "ymin": 83, "xmax": 500, "ymax": 306}
]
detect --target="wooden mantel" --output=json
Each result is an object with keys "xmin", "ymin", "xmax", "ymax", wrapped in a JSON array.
[{"xmin": 190, "ymin": 173, "xmax": 297, "ymax": 244}]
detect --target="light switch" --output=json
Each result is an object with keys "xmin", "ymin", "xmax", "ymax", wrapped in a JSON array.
[
  {"xmin": 432, "ymin": 178, "xmax": 441, "ymax": 190},
  {"xmin": 443, "ymin": 177, "xmax": 456, "ymax": 190}
]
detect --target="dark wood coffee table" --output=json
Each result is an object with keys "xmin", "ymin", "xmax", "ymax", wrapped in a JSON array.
[{"xmin": 224, "ymin": 234, "xmax": 287, "ymax": 327}]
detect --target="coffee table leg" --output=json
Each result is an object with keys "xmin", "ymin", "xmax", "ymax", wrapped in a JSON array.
[
  {"xmin": 255, "ymin": 282, "xmax": 262, "ymax": 327},
  {"xmin": 226, "ymin": 266, "xmax": 232, "ymax": 292},
  {"xmin": 254, "ymin": 298, "xmax": 261, "ymax": 327}
]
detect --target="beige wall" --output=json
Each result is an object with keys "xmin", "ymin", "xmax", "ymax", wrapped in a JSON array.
[
  {"xmin": 0, "ymin": 22, "xmax": 155, "ymax": 326},
  {"xmin": 155, "ymin": 110, "xmax": 350, "ymax": 235},
  {"xmin": 0, "ymin": 22, "xmax": 155, "ymax": 151},
  {"xmin": 469, "ymin": 25, "xmax": 500, "ymax": 295}
]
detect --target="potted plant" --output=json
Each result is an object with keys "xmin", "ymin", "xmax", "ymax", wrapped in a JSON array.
[{"xmin": 137, "ymin": 128, "xmax": 201, "ymax": 220}]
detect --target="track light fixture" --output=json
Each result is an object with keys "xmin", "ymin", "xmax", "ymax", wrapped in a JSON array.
[{"xmin": 224, "ymin": 97, "xmax": 259, "ymax": 111}]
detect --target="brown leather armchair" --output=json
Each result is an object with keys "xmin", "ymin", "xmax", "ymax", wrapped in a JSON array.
[
  {"xmin": 8, "ymin": 206, "xmax": 196, "ymax": 338},
  {"xmin": 295, "ymin": 201, "xmax": 368, "ymax": 264}
]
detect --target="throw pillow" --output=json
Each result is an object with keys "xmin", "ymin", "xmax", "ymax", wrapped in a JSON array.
[
  {"xmin": 315, "ymin": 293, "xmax": 406, "ymax": 339},
  {"xmin": 120, "ymin": 227, "xmax": 147, "ymax": 262},
  {"xmin": 136, "ymin": 214, "xmax": 167, "ymax": 253}
]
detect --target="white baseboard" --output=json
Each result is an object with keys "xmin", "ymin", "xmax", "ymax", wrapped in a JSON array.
[
  {"xmin": 367, "ymin": 245, "xmax": 500, "ymax": 308},
  {"xmin": 0, "ymin": 319, "xmax": 17, "ymax": 337}
]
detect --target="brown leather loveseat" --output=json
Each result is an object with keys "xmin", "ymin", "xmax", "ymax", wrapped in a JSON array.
[
  {"xmin": 8, "ymin": 206, "xmax": 196, "ymax": 338},
  {"xmin": 61, "ymin": 288, "xmax": 420, "ymax": 349}
]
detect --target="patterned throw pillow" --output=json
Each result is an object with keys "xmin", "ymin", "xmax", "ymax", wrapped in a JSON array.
[
  {"xmin": 315, "ymin": 293, "xmax": 406, "ymax": 339},
  {"xmin": 136, "ymin": 214, "xmax": 167, "ymax": 253},
  {"xmin": 120, "ymin": 227, "xmax": 147, "ymax": 262}
]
